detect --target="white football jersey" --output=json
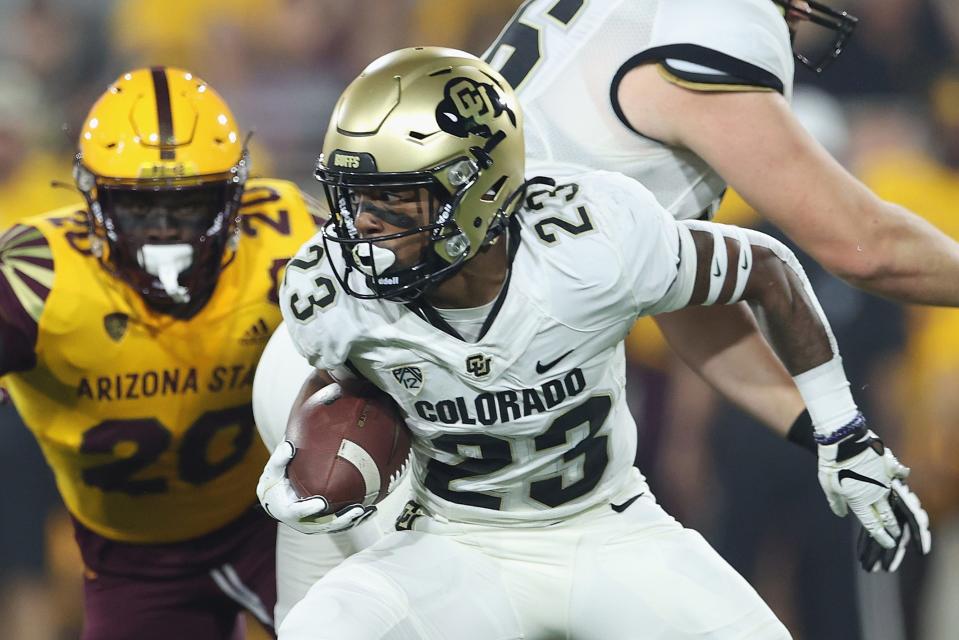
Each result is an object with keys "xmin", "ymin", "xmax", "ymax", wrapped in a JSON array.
[
  {"xmin": 483, "ymin": 0, "xmax": 795, "ymax": 220},
  {"xmin": 281, "ymin": 170, "xmax": 694, "ymax": 526}
]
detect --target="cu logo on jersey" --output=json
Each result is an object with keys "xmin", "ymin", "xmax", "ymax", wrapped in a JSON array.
[
  {"xmin": 465, "ymin": 353, "xmax": 492, "ymax": 378},
  {"xmin": 436, "ymin": 77, "xmax": 516, "ymax": 139}
]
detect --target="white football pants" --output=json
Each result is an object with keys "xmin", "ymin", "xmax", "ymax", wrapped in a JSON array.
[{"xmin": 279, "ymin": 486, "xmax": 790, "ymax": 640}]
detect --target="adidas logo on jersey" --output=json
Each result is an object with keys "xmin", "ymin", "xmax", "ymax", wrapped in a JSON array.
[{"xmin": 240, "ymin": 318, "xmax": 271, "ymax": 345}]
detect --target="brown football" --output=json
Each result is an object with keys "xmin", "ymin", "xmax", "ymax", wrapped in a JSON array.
[{"xmin": 286, "ymin": 383, "xmax": 411, "ymax": 513}]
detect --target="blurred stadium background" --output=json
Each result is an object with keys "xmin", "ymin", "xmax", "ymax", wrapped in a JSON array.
[{"xmin": 0, "ymin": 1, "xmax": 957, "ymax": 638}]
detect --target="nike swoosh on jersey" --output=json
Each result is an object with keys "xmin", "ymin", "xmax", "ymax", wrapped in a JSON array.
[
  {"xmin": 611, "ymin": 492, "xmax": 644, "ymax": 513},
  {"xmin": 712, "ymin": 260, "xmax": 722, "ymax": 277},
  {"xmin": 837, "ymin": 469, "xmax": 888, "ymax": 489},
  {"xmin": 535, "ymin": 349, "xmax": 574, "ymax": 374}
]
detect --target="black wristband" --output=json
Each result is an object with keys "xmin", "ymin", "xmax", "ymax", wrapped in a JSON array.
[{"xmin": 786, "ymin": 409, "xmax": 816, "ymax": 453}]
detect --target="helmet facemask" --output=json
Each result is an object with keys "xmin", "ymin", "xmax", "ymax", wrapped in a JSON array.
[
  {"xmin": 75, "ymin": 155, "xmax": 248, "ymax": 316},
  {"xmin": 775, "ymin": 0, "xmax": 858, "ymax": 73},
  {"xmin": 317, "ymin": 152, "xmax": 503, "ymax": 302}
]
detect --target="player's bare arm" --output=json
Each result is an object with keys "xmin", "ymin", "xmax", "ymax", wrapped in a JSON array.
[
  {"xmin": 650, "ymin": 217, "xmax": 911, "ymax": 548},
  {"xmin": 684, "ymin": 227, "xmax": 832, "ymax": 373},
  {"xmin": 654, "ymin": 304, "xmax": 804, "ymax": 434},
  {"xmin": 620, "ymin": 63, "xmax": 959, "ymax": 306},
  {"xmin": 661, "ymin": 223, "xmax": 831, "ymax": 373}
]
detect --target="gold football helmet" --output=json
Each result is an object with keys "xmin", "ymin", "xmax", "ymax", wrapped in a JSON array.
[
  {"xmin": 74, "ymin": 66, "xmax": 249, "ymax": 315},
  {"xmin": 315, "ymin": 47, "xmax": 525, "ymax": 301}
]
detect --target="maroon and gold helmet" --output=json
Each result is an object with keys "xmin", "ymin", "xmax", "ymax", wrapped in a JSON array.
[{"xmin": 74, "ymin": 66, "xmax": 249, "ymax": 316}]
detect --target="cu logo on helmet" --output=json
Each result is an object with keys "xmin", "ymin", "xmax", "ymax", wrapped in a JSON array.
[
  {"xmin": 450, "ymin": 80, "xmax": 496, "ymax": 126},
  {"xmin": 465, "ymin": 353, "xmax": 491, "ymax": 378}
]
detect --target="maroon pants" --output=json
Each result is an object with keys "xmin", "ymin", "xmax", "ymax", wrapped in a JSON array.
[{"xmin": 74, "ymin": 506, "xmax": 277, "ymax": 640}]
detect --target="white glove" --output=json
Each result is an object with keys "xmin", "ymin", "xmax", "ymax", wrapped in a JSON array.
[
  {"xmin": 257, "ymin": 441, "xmax": 377, "ymax": 535},
  {"xmin": 817, "ymin": 419, "xmax": 909, "ymax": 549},
  {"xmin": 858, "ymin": 478, "xmax": 932, "ymax": 572}
]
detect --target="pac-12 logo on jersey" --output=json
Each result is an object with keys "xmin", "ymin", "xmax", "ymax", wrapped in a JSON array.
[
  {"xmin": 392, "ymin": 366, "xmax": 424, "ymax": 395},
  {"xmin": 465, "ymin": 354, "xmax": 492, "ymax": 378},
  {"xmin": 103, "ymin": 313, "xmax": 129, "ymax": 342}
]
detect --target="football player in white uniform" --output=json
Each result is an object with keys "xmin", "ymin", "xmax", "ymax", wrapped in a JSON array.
[
  {"xmin": 257, "ymin": 47, "xmax": 914, "ymax": 639},
  {"xmin": 483, "ymin": 0, "xmax": 931, "ymax": 571}
]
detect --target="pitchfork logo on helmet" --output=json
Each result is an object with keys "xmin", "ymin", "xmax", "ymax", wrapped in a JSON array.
[
  {"xmin": 314, "ymin": 47, "xmax": 526, "ymax": 302},
  {"xmin": 73, "ymin": 67, "xmax": 249, "ymax": 317}
]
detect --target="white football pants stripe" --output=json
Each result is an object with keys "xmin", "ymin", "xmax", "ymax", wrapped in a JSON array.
[{"xmin": 210, "ymin": 563, "xmax": 274, "ymax": 628}]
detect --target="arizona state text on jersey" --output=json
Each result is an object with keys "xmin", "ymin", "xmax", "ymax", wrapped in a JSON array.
[{"xmin": 0, "ymin": 178, "xmax": 319, "ymax": 543}]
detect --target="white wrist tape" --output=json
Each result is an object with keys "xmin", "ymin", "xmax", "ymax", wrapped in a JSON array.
[{"xmin": 793, "ymin": 356, "xmax": 859, "ymax": 439}]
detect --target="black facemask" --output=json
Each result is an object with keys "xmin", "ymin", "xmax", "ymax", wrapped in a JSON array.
[{"xmin": 774, "ymin": 0, "xmax": 858, "ymax": 73}]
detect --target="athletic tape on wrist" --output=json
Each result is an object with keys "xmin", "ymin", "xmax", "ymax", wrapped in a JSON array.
[{"xmin": 793, "ymin": 356, "xmax": 859, "ymax": 439}]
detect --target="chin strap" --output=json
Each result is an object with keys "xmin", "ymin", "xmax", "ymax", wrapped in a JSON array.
[
  {"xmin": 137, "ymin": 244, "xmax": 193, "ymax": 303},
  {"xmin": 486, "ymin": 175, "xmax": 556, "ymax": 243}
]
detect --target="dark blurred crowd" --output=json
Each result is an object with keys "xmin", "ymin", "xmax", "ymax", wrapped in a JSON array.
[{"xmin": 1, "ymin": 1, "xmax": 958, "ymax": 639}]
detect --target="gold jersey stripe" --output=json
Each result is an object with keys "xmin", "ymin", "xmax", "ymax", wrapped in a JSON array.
[
  {"xmin": 8, "ymin": 259, "xmax": 55, "ymax": 290},
  {"xmin": 0, "ymin": 225, "xmax": 46, "ymax": 249},
  {"xmin": 4, "ymin": 245, "xmax": 55, "ymax": 260},
  {"xmin": 0, "ymin": 262, "xmax": 48, "ymax": 323},
  {"xmin": 657, "ymin": 64, "xmax": 775, "ymax": 94},
  {"xmin": 0, "ymin": 225, "xmax": 54, "ymax": 323}
]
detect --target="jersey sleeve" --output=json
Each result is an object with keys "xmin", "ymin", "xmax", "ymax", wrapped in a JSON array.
[
  {"xmin": 0, "ymin": 224, "xmax": 53, "ymax": 374},
  {"xmin": 623, "ymin": 0, "xmax": 794, "ymax": 96},
  {"xmin": 279, "ymin": 233, "xmax": 354, "ymax": 371},
  {"xmin": 597, "ymin": 174, "xmax": 696, "ymax": 317}
]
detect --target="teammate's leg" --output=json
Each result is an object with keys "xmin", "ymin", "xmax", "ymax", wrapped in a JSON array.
[
  {"xmin": 278, "ymin": 529, "xmax": 523, "ymax": 640},
  {"xmin": 273, "ymin": 479, "xmax": 411, "ymax": 624},
  {"xmin": 568, "ymin": 494, "xmax": 791, "ymax": 639}
]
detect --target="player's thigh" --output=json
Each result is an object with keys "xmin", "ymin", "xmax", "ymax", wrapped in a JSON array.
[
  {"xmin": 569, "ymin": 498, "xmax": 791, "ymax": 640},
  {"xmin": 278, "ymin": 530, "xmax": 522, "ymax": 640},
  {"xmin": 275, "ymin": 474, "xmax": 413, "ymax": 625},
  {"xmin": 81, "ymin": 571, "xmax": 241, "ymax": 640}
]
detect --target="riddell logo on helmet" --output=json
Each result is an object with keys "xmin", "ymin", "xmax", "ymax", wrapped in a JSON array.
[{"xmin": 377, "ymin": 276, "xmax": 400, "ymax": 285}]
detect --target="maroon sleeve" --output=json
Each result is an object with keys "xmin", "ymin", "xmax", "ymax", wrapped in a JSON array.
[{"xmin": 0, "ymin": 224, "xmax": 54, "ymax": 374}]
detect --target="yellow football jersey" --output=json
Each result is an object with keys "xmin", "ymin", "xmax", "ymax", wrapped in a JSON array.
[{"xmin": 0, "ymin": 178, "xmax": 320, "ymax": 543}]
